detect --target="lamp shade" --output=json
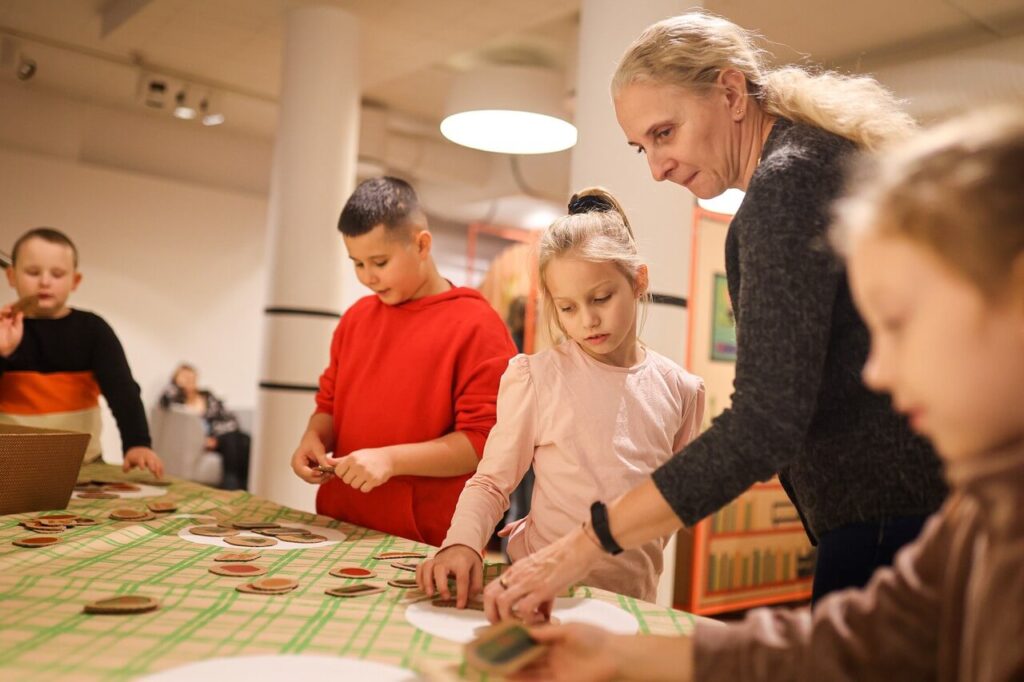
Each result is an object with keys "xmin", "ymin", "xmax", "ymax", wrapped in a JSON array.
[{"xmin": 441, "ymin": 65, "xmax": 577, "ymax": 154}]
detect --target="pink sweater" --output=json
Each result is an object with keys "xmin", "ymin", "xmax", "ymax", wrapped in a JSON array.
[{"xmin": 442, "ymin": 340, "xmax": 705, "ymax": 601}]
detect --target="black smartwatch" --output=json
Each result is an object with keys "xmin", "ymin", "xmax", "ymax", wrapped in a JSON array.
[{"xmin": 589, "ymin": 501, "xmax": 624, "ymax": 555}]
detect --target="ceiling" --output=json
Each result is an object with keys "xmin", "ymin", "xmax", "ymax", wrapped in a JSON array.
[{"xmin": 1, "ymin": 0, "xmax": 1022, "ymax": 133}]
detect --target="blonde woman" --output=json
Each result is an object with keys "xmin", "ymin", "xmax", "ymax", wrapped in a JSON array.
[{"xmin": 488, "ymin": 11, "xmax": 946, "ymax": 621}]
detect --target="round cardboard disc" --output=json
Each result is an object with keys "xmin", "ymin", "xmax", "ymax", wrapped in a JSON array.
[
  {"xmin": 224, "ymin": 535, "xmax": 277, "ymax": 548},
  {"xmin": 236, "ymin": 582, "xmax": 298, "ymax": 595},
  {"xmin": 325, "ymin": 584, "xmax": 386, "ymax": 598},
  {"xmin": 36, "ymin": 518, "xmax": 69, "ymax": 527},
  {"xmin": 103, "ymin": 483, "xmax": 141, "ymax": 492},
  {"xmin": 22, "ymin": 521, "xmax": 65, "ymax": 533},
  {"xmin": 71, "ymin": 517, "xmax": 99, "ymax": 526},
  {"xmin": 83, "ymin": 595, "xmax": 159, "ymax": 615},
  {"xmin": 77, "ymin": 492, "xmax": 118, "ymax": 499},
  {"xmin": 190, "ymin": 525, "xmax": 240, "ymax": 537},
  {"xmin": 231, "ymin": 521, "xmax": 280, "ymax": 530},
  {"xmin": 209, "ymin": 563, "xmax": 267, "ymax": 577},
  {"xmin": 109, "ymin": 508, "xmax": 150, "ymax": 521},
  {"xmin": 253, "ymin": 527, "xmax": 309, "ymax": 537},
  {"xmin": 374, "ymin": 551, "xmax": 427, "ymax": 560},
  {"xmin": 329, "ymin": 566, "xmax": 375, "ymax": 579},
  {"xmin": 214, "ymin": 551, "xmax": 261, "ymax": 562},
  {"xmin": 387, "ymin": 578, "xmax": 420, "ymax": 589},
  {"xmin": 13, "ymin": 536, "xmax": 61, "ymax": 548},
  {"xmin": 391, "ymin": 561, "xmax": 418, "ymax": 573},
  {"xmin": 249, "ymin": 577, "xmax": 298, "ymax": 592},
  {"xmin": 147, "ymin": 502, "xmax": 178, "ymax": 513},
  {"xmin": 276, "ymin": 533, "xmax": 326, "ymax": 544}
]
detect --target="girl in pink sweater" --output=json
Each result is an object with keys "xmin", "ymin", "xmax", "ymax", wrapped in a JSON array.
[{"xmin": 416, "ymin": 187, "xmax": 705, "ymax": 604}]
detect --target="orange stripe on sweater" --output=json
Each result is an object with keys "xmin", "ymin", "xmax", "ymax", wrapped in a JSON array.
[{"xmin": 0, "ymin": 371, "xmax": 101, "ymax": 414}]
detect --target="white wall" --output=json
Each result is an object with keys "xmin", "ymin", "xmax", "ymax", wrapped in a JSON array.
[{"xmin": 0, "ymin": 145, "xmax": 268, "ymax": 461}]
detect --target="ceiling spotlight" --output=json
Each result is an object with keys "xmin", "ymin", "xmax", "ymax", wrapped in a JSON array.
[
  {"xmin": 173, "ymin": 89, "xmax": 196, "ymax": 120},
  {"xmin": 441, "ymin": 65, "xmax": 577, "ymax": 155},
  {"xmin": 199, "ymin": 97, "xmax": 224, "ymax": 126}
]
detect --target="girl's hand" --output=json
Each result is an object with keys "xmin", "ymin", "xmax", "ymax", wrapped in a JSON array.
[
  {"xmin": 512, "ymin": 624, "xmax": 623, "ymax": 682},
  {"xmin": 290, "ymin": 430, "xmax": 330, "ymax": 484},
  {"xmin": 0, "ymin": 305, "xmax": 24, "ymax": 358},
  {"xmin": 330, "ymin": 447, "xmax": 395, "ymax": 493},
  {"xmin": 416, "ymin": 544, "xmax": 484, "ymax": 607},
  {"xmin": 123, "ymin": 446, "xmax": 165, "ymax": 478},
  {"xmin": 484, "ymin": 527, "xmax": 601, "ymax": 624}
]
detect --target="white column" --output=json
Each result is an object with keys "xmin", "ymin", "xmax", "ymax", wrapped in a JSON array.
[
  {"xmin": 572, "ymin": 0, "xmax": 693, "ymax": 607},
  {"xmin": 250, "ymin": 5, "xmax": 361, "ymax": 512}
]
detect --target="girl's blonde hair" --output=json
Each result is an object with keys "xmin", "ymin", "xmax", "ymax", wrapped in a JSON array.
[
  {"xmin": 538, "ymin": 187, "xmax": 650, "ymax": 341},
  {"xmin": 833, "ymin": 106, "xmax": 1024, "ymax": 298},
  {"xmin": 612, "ymin": 11, "xmax": 916, "ymax": 152}
]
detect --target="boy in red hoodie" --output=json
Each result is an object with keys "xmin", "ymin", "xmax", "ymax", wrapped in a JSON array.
[{"xmin": 290, "ymin": 177, "xmax": 516, "ymax": 546}]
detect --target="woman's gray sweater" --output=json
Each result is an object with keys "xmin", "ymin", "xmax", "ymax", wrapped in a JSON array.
[{"xmin": 652, "ymin": 118, "xmax": 947, "ymax": 540}]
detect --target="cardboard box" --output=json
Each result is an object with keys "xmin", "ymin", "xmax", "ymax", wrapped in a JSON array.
[{"xmin": 0, "ymin": 424, "xmax": 90, "ymax": 515}]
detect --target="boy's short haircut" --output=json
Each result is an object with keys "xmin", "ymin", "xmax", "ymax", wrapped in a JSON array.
[
  {"xmin": 338, "ymin": 176, "xmax": 425, "ymax": 238},
  {"xmin": 12, "ymin": 227, "xmax": 79, "ymax": 268}
]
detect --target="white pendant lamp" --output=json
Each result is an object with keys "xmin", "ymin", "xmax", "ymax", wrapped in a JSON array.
[{"xmin": 440, "ymin": 65, "xmax": 577, "ymax": 155}]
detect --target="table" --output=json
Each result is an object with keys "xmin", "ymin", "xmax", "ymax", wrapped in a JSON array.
[{"xmin": 0, "ymin": 463, "xmax": 702, "ymax": 680}]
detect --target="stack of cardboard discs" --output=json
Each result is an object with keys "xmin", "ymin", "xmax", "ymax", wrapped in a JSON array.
[
  {"xmin": 147, "ymin": 501, "xmax": 177, "ymax": 513},
  {"xmin": 19, "ymin": 514, "xmax": 99, "ymax": 534},
  {"xmin": 236, "ymin": 576, "xmax": 299, "ymax": 595}
]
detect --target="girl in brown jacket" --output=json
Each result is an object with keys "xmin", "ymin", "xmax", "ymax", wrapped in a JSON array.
[{"xmin": 516, "ymin": 108, "xmax": 1024, "ymax": 682}]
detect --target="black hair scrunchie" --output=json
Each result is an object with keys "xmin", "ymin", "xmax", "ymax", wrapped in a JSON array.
[{"xmin": 567, "ymin": 194, "xmax": 614, "ymax": 215}]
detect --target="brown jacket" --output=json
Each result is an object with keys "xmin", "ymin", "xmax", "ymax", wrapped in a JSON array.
[{"xmin": 696, "ymin": 444, "xmax": 1024, "ymax": 681}]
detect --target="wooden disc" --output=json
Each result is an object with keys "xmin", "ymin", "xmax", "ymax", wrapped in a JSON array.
[
  {"xmin": 209, "ymin": 563, "xmax": 267, "ymax": 577},
  {"xmin": 77, "ymin": 492, "xmax": 118, "ymax": 499},
  {"xmin": 387, "ymin": 578, "xmax": 420, "ymax": 589},
  {"xmin": 213, "ymin": 552, "xmax": 261, "ymax": 562},
  {"xmin": 277, "ymin": 533, "xmax": 326, "ymax": 544},
  {"xmin": 329, "ymin": 566, "xmax": 375, "ymax": 579},
  {"xmin": 189, "ymin": 525, "xmax": 240, "ymax": 537},
  {"xmin": 224, "ymin": 535, "xmax": 278, "ymax": 548},
  {"xmin": 13, "ymin": 536, "xmax": 61, "ymax": 548},
  {"xmin": 324, "ymin": 583, "xmax": 385, "ymax": 598},
  {"xmin": 147, "ymin": 502, "xmax": 178, "ymax": 513},
  {"xmin": 83, "ymin": 595, "xmax": 159, "ymax": 615}
]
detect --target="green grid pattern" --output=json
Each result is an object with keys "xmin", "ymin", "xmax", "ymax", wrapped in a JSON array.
[{"xmin": 0, "ymin": 464, "xmax": 698, "ymax": 680}]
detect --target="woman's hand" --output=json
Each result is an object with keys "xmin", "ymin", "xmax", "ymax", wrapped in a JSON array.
[
  {"xmin": 330, "ymin": 447, "xmax": 395, "ymax": 493},
  {"xmin": 123, "ymin": 446, "xmax": 165, "ymax": 478},
  {"xmin": 0, "ymin": 304, "xmax": 24, "ymax": 358},
  {"xmin": 416, "ymin": 544, "xmax": 483, "ymax": 607},
  {"xmin": 290, "ymin": 430, "xmax": 331, "ymax": 484},
  {"xmin": 484, "ymin": 527, "xmax": 602, "ymax": 624}
]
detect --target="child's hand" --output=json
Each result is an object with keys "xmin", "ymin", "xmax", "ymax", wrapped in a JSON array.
[
  {"xmin": 123, "ymin": 446, "xmax": 165, "ymax": 478},
  {"xmin": 512, "ymin": 624, "xmax": 624, "ymax": 682},
  {"xmin": 290, "ymin": 430, "xmax": 330, "ymax": 484},
  {"xmin": 0, "ymin": 305, "xmax": 24, "ymax": 358},
  {"xmin": 329, "ymin": 447, "xmax": 395, "ymax": 493},
  {"xmin": 416, "ymin": 544, "xmax": 484, "ymax": 608}
]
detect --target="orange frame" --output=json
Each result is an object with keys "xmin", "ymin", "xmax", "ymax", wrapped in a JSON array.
[
  {"xmin": 683, "ymin": 205, "xmax": 813, "ymax": 616},
  {"xmin": 466, "ymin": 222, "xmax": 542, "ymax": 354}
]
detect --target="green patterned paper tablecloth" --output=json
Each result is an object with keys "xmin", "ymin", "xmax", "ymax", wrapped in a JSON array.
[{"xmin": 0, "ymin": 464, "xmax": 700, "ymax": 680}]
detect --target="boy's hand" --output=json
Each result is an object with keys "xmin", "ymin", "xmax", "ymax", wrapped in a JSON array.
[
  {"xmin": 329, "ymin": 447, "xmax": 395, "ymax": 493},
  {"xmin": 0, "ymin": 304, "xmax": 24, "ymax": 358},
  {"xmin": 416, "ymin": 544, "xmax": 484, "ymax": 608},
  {"xmin": 290, "ymin": 430, "xmax": 331, "ymax": 484},
  {"xmin": 123, "ymin": 446, "xmax": 165, "ymax": 478}
]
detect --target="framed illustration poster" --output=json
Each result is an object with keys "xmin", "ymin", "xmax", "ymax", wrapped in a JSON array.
[{"xmin": 711, "ymin": 274, "xmax": 736, "ymax": 362}]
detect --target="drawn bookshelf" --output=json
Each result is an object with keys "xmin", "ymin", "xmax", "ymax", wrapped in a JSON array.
[{"xmin": 673, "ymin": 206, "xmax": 814, "ymax": 616}]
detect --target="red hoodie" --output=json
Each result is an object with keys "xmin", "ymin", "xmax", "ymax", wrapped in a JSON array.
[{"xmin": 314, "ymin": 286, "xmax": 516, "ymax": 546}]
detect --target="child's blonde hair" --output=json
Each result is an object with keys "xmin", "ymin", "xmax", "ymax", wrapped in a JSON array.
[
  {"xmin": 538, "ymin": 187, "xmax": 649, "ymax": 341},
  {"xmin": 833, "ymin": 105, "xmax": 1024, "ymax": 298},
  {"xmin": 612, "ymin": 11, "xmax": 916, "ymax": 152}
]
